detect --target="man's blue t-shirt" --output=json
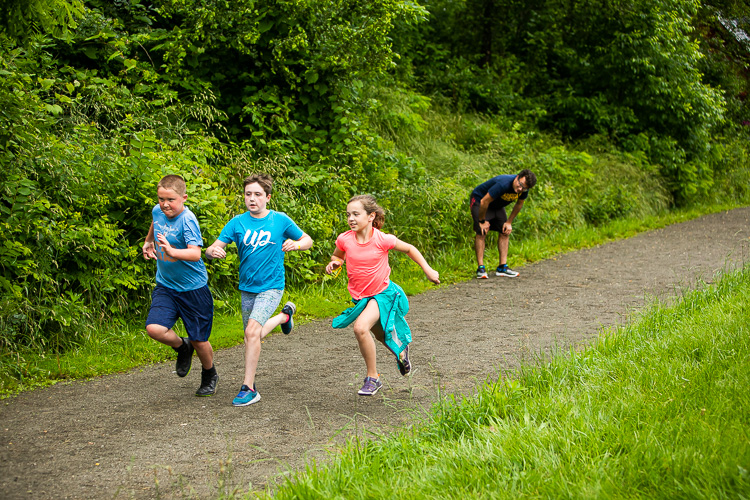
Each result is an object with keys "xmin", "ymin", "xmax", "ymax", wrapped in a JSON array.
[
  {"xmin": 471, "ymin": 175, "xmax": 529, "ymax": 209},
  {"xmin": 218, "ymin": 210, "xmax": 304, "ymax": 293},
  {"xmin": 152, "ymin": 205, "xmax": 208, "ymax": 292}
]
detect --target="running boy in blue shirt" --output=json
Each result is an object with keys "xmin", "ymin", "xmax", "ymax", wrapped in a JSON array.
[
  {"xmin": 142, "ymin": 174, "xmax": 218, "ymax": 397},
  {"xmin": 206, "ymin": 173, "xmax": 312, "ymax": 407}
]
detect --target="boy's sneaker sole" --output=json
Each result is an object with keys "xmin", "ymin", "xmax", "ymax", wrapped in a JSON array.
[{"xmin": 281, "ymin": 301, "xmax": 296, "ymax": 334}]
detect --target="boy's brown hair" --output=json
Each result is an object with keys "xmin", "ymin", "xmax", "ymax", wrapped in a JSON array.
[
  {"xmin": 243, "ymin": 173, "xmax": 273, "ymax": 195},
  {"xmin": 157, "ymin": 175, "xmax": 187, "ymax": 196}
]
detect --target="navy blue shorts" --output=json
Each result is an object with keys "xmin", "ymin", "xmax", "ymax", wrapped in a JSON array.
[{"xmin": 146, "ymin": 284, "xmax": 214, "ymax": 342}]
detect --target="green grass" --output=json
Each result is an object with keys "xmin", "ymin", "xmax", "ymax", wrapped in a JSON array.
[
  {"xmin": 265, "ymin": 266, "xmax": 750, "ymax": 499},
  {"xmin": 0, "ymin": 201, "xmax": 745, "ymax": 397}
]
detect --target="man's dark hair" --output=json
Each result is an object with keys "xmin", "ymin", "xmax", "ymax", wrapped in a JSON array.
[{"xmin": 518, "ymin": 169, "xmax": 537, "ymax": 189}]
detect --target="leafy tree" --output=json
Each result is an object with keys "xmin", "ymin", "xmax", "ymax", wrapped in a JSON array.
[{"xmin": 0, "ymin": 0, "xmax": 84, "ymax": 44}]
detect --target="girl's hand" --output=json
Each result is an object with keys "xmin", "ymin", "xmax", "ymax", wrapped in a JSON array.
[
  {"xmin": 325, "ymin": 259, "xmax": 342, "ymax": 275},
  {"xmin": 425, "ymin": 267, "xmax": 440, "ymax": 284}
]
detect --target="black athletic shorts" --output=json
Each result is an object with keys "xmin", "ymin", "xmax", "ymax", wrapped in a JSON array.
[{"xmin": 469, "ymin": 195, "xmax": 507, "ymax": 235}]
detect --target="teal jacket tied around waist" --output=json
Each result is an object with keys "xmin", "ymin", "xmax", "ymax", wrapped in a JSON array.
[{"xmin": 331, "ymin": 281, "xmax": 411, "ymax": 356}]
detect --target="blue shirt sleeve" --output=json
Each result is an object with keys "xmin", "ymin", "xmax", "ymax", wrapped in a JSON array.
[
  {"xmin": 218, "ymin": 217, "xmax": 237, "ymax": 245},
  {"xmin": 282, "ymin": 215, "xmax": 304, "ymax": 241},
  {"xmin": 182, "ymin": 213, "xmax": 203, "ymax": 247}
]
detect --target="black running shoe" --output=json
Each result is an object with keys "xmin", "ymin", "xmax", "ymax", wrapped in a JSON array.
[
  {"xmin": 175, "ymin": 337, "xmax": 194, "ymax": 377},
  {"xmin": 496, "ymin": 266, "xmax": 519, "ymax": 278},
  {"xmin": 195, "ymin": 368, "xmax": 218, "ymax": 397},
  {"xmin": 280, "ymin": 301, "xmax": 296, "ymax": 334},
  {"xmin": 397, "ymin": 345, "xmax": 412, "ymax": 376}
]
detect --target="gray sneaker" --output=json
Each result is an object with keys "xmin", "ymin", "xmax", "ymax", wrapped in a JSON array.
[{"xmin": 357, "ymin": 376, "xmax": 383, "ymax": 396}]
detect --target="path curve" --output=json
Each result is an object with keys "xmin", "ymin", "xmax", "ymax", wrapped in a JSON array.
[{"xmin": 1, "ymin": 207, "xmax": 749, "ymax": 499}]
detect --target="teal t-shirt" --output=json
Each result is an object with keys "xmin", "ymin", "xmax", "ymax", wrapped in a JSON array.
[{"xmin": 218, "ymin": 210, "xmax": 304, "ymax": 293}]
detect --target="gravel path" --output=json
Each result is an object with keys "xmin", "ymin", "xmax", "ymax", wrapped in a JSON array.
[{"xmin": 1, "ymin": 207, "xmax": 748, "ymax": 499}]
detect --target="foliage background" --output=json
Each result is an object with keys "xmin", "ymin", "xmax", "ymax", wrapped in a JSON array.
[{"xmin": 1, "ymin": 0, "xmax": 749, "ymax": 371}]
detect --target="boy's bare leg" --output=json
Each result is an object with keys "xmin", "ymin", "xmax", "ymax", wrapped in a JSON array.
[
  {"xmin": 145, "ymin": 325, "xmax": 183, "ymax": 349},
  {"xmin": 191, "ymin": 340, "xmax": 214, "ymax": 369},
  {"xmin": 241, "ymin": 313, "xmax": 291, "ymax": 388},
  {"xmin": 243, "ymin": 320, "xmax": 263, "ymax": 388},
  {"xmin": 352, "ymin": 300, "xmax": 381, "ymax": 378},
  {"xmin": 474, "ymin": 233, "xmax": 486, "ymax": 267},
  {"xmin": 261, "ymin": 312, "xmax": 288, "ymax": 336}
]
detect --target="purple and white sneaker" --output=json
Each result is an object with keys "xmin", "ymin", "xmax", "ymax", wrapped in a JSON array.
[{"xmin": 357, "ymin": 376, "xmax": 383, "ymax": 396}]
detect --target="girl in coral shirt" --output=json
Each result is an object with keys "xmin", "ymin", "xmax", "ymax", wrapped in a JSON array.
[{"xmin": 325, "ymin": 195, "xmax": 440, "ymax": 396}]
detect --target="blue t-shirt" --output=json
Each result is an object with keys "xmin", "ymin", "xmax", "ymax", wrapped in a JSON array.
[
  {"xmin": 218, "ymin": 210, "xmax": 304, "ymax": 293},
  {"xmin": 471, "ymin": 175, "xmax": 529, "ymax": 209},
  {"xmin": 152, "ymin": 205, "xmax": 208, "ymax": 292}
]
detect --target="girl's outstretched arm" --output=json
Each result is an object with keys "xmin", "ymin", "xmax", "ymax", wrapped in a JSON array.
[
  {"xmin": 393, "ymin": 239, "xmax": 440, "ymax": 284},
  {"xmin": 325, "ymin": 248, "xmax": 346, "ymax": 275}
]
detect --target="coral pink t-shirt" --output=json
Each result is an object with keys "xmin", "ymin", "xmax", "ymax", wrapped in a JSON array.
[{"xmin": 336, "ymin": 228, "xmax": 398, "ymax": 300}]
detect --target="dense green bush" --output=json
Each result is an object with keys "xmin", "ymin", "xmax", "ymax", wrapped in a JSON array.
[{"xmin": 1, "ymin": 0, "xmax": 749, "ymax": 361}]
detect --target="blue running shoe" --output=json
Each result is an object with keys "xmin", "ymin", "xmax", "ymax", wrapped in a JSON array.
[
  {"xmin": 280, "ymin": 301, "xmax": 296, "ymax": 335},
  {"xmin": 476, "ymin": 265, "xmax": 488, "ymax": 279},
  {"xmin": 232, "ymin": 384, "xmax": 261, "ymax": 406}
]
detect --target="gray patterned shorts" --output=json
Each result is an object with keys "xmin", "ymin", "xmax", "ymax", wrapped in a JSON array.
[{"xmin": 241, "ymin": 289, "xmax": 284, "ymax": 329}]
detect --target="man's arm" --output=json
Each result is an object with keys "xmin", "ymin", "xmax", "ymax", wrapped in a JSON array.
[
  {"xmin": 507, "ymin": 199, "xmax": 525, "ymax": 224},
  {"xmin": 502, "ymin": 199, "xmax": 525, "ymax": 235},
  {"xmin": 478, "ymin": 193, "xmax": 494, "ymax": 235}
]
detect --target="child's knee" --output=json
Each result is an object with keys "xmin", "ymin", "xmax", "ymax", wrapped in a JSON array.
[
  {"xmin": 352, "ymin": 323, "xmax": 370, "ymax": 338},
  {"xmin": 244, "ymin": 323, "xmax": 262, "ymax": 342},
  {"xmin": 145, "ymin": 324, "xmax": 167, "ymax": 338}
]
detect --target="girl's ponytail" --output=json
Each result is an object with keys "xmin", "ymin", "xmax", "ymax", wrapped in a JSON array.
[{"xmin": 349, "ymin": 194, "xmax": 385, "ymax": 229}]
